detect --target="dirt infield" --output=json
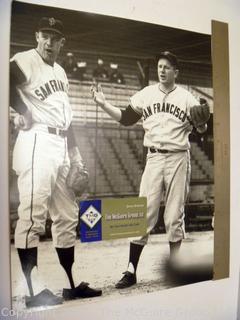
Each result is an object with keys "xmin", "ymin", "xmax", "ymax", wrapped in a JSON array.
[{"xmin": 11, "ymin": 231, "xmax": 213, "ymax": 312}]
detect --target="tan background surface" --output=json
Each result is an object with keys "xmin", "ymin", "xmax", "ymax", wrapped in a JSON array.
[{"xmin": 212, "ymin": 21, "xmax": 230, "ymax": 280}]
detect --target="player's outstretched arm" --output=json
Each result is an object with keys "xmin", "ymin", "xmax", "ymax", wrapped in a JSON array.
[{"xmin": 91, "ymin": 83, "xmax": 121, "ymax": 122}]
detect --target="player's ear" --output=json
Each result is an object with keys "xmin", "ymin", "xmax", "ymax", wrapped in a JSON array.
[
  {"xmin": 174, "ymin": 69, "xmax": 179, "ymax": 79},
  {"xmin": 35, "ymin": 32, "xmax": 40, "ymax": 43},
  {"xmin": 60, "ymin": 37, "xmax": 65, "ymax": 47}
]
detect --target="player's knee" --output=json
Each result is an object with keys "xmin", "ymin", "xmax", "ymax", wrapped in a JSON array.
[
  {"xmin": 52, "ymin": 217, "xmax": 78, "ymax": 233},
  {"xmin": 52, "ymin": 229, "xmax": 77, "ymax": 247},
  {"xmin": 30, "ymin": 219, "xmax": 47, "ymax": 235},
  {"xmin": 164, "ymin": 218, "xmax": 181, "ymax": 233}
]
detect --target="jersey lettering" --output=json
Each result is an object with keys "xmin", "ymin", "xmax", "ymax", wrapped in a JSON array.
[
  {"xmin": 35, "ymin": 89, "xmax": 44, "ymax": 100},
  {"xmin": 174, "ymin": 107, "xmax": 180, "ymax": 117},
  {"xmin": 142, "ymin": 101, "xmax": 187, "ymax": 123},
  {"xmin": 34, "ymin": 79, "xmax": 67, "ymax": 101}
]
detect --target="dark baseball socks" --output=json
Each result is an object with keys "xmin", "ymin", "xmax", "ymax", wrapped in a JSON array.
[
  {"xmin": 128, "ymin": 242, "xmax": 144, "ymax": 274},
  {"xmin": 123, "ymin": 241, "xmax": 181, "ymax": 274},
  {"xmin": 115, "ymin": 240, "xmax": 182, "ymax": 289},
  {"xmin": 17, "ymin": 247, "xmax": 37, "ymax": 297},
  {"xmin": 115, "ymin": 242, "xmax": 144, "ymax": 288},
  {"xmin": 17, "ymin": 247, "xmax": 62, "ymax": 307},
  {"xmin": 56, "ymin": 246, "xmax": 102, "ymax": 300},
  {"xmin": 56, "ymin": 246, "xmax": 75, "ymax": 289},
  {"xmin": 127, "ymin": 240, "xmax": 182, "ymax": 272}
]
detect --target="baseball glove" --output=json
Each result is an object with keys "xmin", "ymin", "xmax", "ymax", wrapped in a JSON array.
[
  {"xmin": 190, "ymin": 102, "xmax": 210, "ymax": 128},
  {"xmin": 66, "ymin": 164, "xmax": 89, "ymax": 197}
]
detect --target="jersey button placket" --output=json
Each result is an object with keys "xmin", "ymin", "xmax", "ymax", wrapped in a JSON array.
[
  {"xmin": 160, "ymin": 93, "xmax": 168, "ymax": 131},
  {"xmin": 52, "ymin": 66, "xmax": 67, "ymax": 128}
]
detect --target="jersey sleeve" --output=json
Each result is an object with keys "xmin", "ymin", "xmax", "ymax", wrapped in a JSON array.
[
  {"xmin": 129, "ymin": 88, "xmax": 146, "ymax": 115},
  {"xmin": 10, "ymin": 52, "xmax": 33, "ymax": 84},
  {"xmin": 9, "ymin": 60, "xmax": 28, "ymax": 114},
  {"xmin": 10, "ymin": 60, "xmax": 27, "ymax": 86},
  {"xmin": 119, "ymin": 105, "xmax": 142, "ymax": 126}
]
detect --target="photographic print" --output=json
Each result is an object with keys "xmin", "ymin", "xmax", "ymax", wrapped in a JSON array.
[{"xmin": 9, "ymin": 1, "xmax": 215, "ymax": 313}]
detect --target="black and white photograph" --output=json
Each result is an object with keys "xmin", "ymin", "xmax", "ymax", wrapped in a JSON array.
[{"xmin": 9, "ymin": 1, "xmax": 215, "ymax": 313}]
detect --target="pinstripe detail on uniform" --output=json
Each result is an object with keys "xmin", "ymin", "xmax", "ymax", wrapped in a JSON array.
[
  {"xmin": 181, "ymin": 150, "xmax": 191, "ymax": 238},
  {"xmin": 25, "ymin": 133, "xmax": 37, "ymax": 248},
  {"xmin": 184, "ymin": 150, "xmax": 191, "ymax": 202}
]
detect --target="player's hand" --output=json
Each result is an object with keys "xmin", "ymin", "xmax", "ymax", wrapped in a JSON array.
[
  {"xmin": 67, "ymin": 146, "xmax": 89, "ymax": 197},
  {"xmin": 13, "ymin": 109, "xmax": 32, "ymax": 130},
  {"xmin": 91, "ymin": 83, "xmax": 106, "ymax": 108}
]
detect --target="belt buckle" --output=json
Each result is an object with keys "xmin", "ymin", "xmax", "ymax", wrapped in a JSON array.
[{"xmin": 56, "ymin": 128, "xmax": 60, "ymax": 135}]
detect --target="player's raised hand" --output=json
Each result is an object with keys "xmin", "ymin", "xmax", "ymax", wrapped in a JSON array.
[{"xmin": 91, "ymin": 83, "xmax": 106, "ymax": 108}]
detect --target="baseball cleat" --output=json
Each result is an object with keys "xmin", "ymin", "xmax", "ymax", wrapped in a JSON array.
[
  {"xmin": 62, "ymin": 282, "xmax": 102, "ymax": 300},
  {"xmin": 115, "ymin": 271, "xmax": 137, "ymax": 289},
  {"xmin": 25, "ymin": 289, "xmax": 63, "ymax": 308}
]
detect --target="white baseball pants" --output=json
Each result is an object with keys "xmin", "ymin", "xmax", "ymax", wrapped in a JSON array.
[
  {"xmin": 13, "ymin": 124, "xmax": 79, "ymax": 249},
  {"xmin": 132, "ymin": 150, "xmax": 191, "ymax": 246}
]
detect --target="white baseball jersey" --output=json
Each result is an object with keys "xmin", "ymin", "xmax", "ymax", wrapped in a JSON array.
[
  {"xmin": 130, "ymin": 84, "xmax": 199, "ymax": 151},
  {"xmin": 11, "ymin": 49, "xmax": 72, "ymax": 130}
]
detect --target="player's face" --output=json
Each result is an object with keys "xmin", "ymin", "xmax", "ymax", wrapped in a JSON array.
[
  {"xmin": 35, "ymin": 31, "xmax": 65, "ymax": 65},
  {"xmin": 157, "ymin": 58, "xmax": 178, "ymax": 86}
]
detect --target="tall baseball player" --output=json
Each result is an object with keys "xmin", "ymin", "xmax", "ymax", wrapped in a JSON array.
[
  {"xmin": 91, "ymin": 51, "xmax": 210, "ymax": 288},
  {"xmin": 10, "ymin": 17, "xmax": 102, "ymax": 307}
]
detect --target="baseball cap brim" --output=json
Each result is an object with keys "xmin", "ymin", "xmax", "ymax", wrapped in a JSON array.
[{"xmin": 39, "ymin": 28, "xmax": 64, "ymax": 36}]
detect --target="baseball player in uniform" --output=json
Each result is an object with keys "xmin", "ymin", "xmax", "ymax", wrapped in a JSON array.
[
  {"xmin": 91, "ymin": 51, "xmax": 210, "ymax": 288},
  {"xmin": 10, "ymin": 17, "xmax": 102, "ymax": 307}
]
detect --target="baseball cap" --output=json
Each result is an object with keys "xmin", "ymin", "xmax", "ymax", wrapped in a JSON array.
[
  {"xmin": 157, "ymin": 51, "xmax": 179, "ymax": 69},
  {"xmin": 38, "ymin": 17, "xmax": 64, "ymax": 36}
]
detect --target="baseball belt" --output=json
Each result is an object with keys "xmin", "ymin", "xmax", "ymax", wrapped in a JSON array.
[
  {"xmin": 149, "ymin": 147, "xmax": 169, "ymax": 154},
  {"xmin": 149, "ymin": 148, "xmax": 187, "ymax": 154},
  {"xmin": 48, "ymin": 127, "xmax": 68, "ymax": 137}
]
